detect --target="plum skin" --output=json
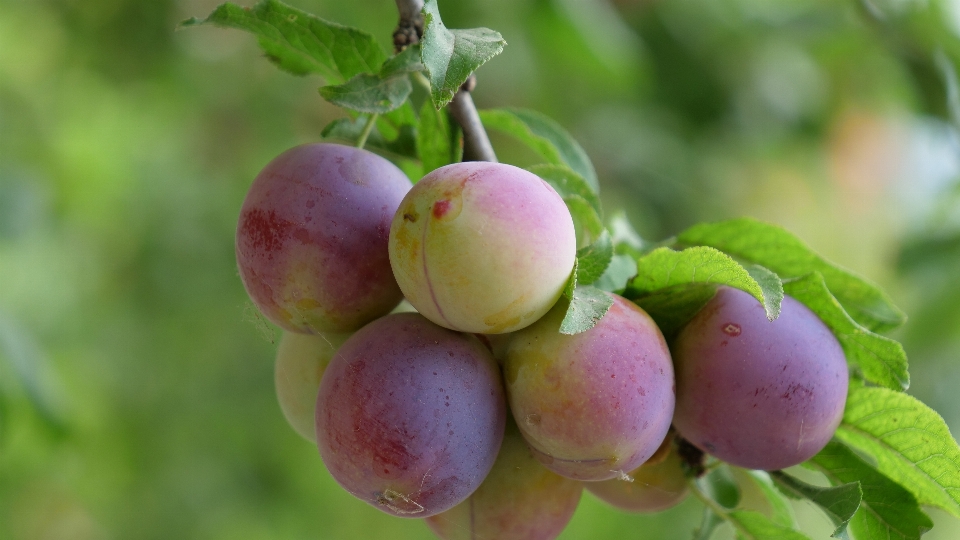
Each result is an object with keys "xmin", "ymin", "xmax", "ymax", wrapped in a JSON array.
[
  {"xmin": 388, "ymin": 162, "xmax": 577, "ymax": 334},
  {"xmin": 274, "ymin": 331, "xmax": 351, "ymax": 442},
  {"xmin": 425, "ymin": 418, "xmax": 582, "ymax": 540},
  {"xmin": 585, "ymin": 437, "xmax": 689, "ymax": 513},
  {"xmin": 315, "ymin": 313, "xmax": 506, "ymax": 518},
  {"xmin": 671, "ymin": 286, "xmax": 849, "ymax": 471},
  {"xmin": 236, "ymin": 143, "xmax": 412, "ymax": 334},
  {"xmin": 504, "ymin": 293, "xmax": 676, "ymax": 481}
]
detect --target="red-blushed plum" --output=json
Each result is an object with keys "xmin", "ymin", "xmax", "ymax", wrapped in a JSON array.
[
  {"xmin": 585, "ymin": 435, "xmax": 689, "ymax": 513},
  {"xmin": 425, "ymin": 417, "xmax": 582, "ymax": 540},
  {"xmin": 504, "ymin": 293, "xmax": 675, "ymax": 481},
  {"xmin": 274, "ymin": 331, "xmax": 351, "ymax": 442},
  {"xmin": 672, "ymin": 287, "xmax": 848, "ymax": 470},
  {"xmin": 236, "ymin": 143, "xmax": 412, "ymax": 334},
  {"xmin": 315, "ymin": 313, "xmax": 506, "ymax": 518},
  {"xmin": 388, "ymin": 162, "xmax": 577, "ymax": 334}
]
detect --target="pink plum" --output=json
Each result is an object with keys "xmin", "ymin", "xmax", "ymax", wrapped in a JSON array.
[
  {"xmin": 504, "ymin": 293, "xmax": 675, "ymax": 481},
  {"xmin": 236, "ymin": 143, "xmax": 412, "ymax": 333},
  {"xmin": 388, "ymin": 162, "xmax": 577, "ymax": 334}
]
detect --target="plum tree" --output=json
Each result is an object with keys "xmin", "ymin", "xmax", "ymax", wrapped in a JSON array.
[
  {"xmin": 315, "ymin": 313, "xmax": 506, "ymax": 518},
  {"xmin": 503, "ymin": 293, "xmax": 675, "ymax": 481},
  {"xmin": 236, "ymin": 143, "xmax": 412, "ymax": 334},
  {"xmin": 585, "ymin": 434, "xmax": 689, "ymax": 513},
  {"xmin": 425, "ymin": 417, "xmax": 582, "ymax": 540},
  {"xmin": 671, "ymin": 286, "xmax": 849, "ymax": 470},
  {"xmin": 274, "ymin": 330, "xmax": 351, "ymax": 442},
  {"xmin": 388, "ymin": 162, "xmax": 577, "ymax": 334}
]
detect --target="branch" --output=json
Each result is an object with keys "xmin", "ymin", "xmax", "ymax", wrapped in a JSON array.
[{"xmin": 393, "ymin": 0, "xmax": 497, "ymax": 163}]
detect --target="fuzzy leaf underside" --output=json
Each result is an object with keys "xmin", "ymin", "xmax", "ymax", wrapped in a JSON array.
[{"xmin": 559, "ymin": 286, "xmax": 613, "ymax": 335}]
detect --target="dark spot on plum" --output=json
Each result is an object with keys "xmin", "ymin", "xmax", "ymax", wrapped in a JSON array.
[
  {"xmin": 306, "ymin": 200, "xmax": 315, "ymax": 208},
  {"xmin": 293, "ymin": 227, "xmax": 310, "ymax": 244},
  {"xmin": 703, "ymin": 441, "xmax": 716, "ymax": 452},
  {"xmin": 720, "ymin": 340, "xmax": 728, "ymax": 346},
  {"xmin": 404, "ymin": 212, "xmax": 418, "ymax": 222},
  {"xmin": 432, "ymin": 199, "xmax": 451, "ymax": 218},
  {"xmin": 722, "ymin": 323, "xmax": 741, "ymax": 337}
]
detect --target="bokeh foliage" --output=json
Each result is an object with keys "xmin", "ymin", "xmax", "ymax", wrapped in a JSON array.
[{"xmin": 1, "ymin": 0, "xmax": 959, "ymax": 538}]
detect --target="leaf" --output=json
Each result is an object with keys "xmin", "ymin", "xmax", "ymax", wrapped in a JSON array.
[
  {"xmin": 380, "ymin": 44, "xmax": 424, "ymax": 77},
  {"xmin": 321, "ymin": 116, "xmax": 418, "ymax": 160},
  {"xmin": 575, "ymin": 231, "xmax": 613, "ymax": 285},
  {"xmin": 594, "ymin": 254, "xmax": 637, "ymax": 294},
  {"xmin": 834, "ymin": 383, "xmax": 960, "ymax": 518},
  {"xmin": 692, "ymin": 508, "xmax": 724, "ymax": 540},
  {"xmin": 563, "ymin": 195, "xmax": 604, "ymax": 246},
  {"xmin": 479, "ymin": 108, "xmax": 598, "ymax": 192},
  {"xmin": 736, "ymin": 470, "xmax": 795, "ymax": 527},
  {"xmin": 0, "ymin": 311, "xmax": 66, "ymax": 431},
  {"xmin": 563, "ymin": 260, "xmax": 578, "ymax": 300},
  {"xmin": 726, "ymin": 510, "xmax": 812, "ymax": 540},
  {"xmin": 417, "ymin": 99, "xmax": 453, "ymax": 174},
  {"xmin": 181, "ymin": 0, "xmax": 385, "ymax": 82},
  {"xmin": 609, "ymin": 211, "xmax": 646, "ymax": 257},
  {"xmin": 745, "ymin": 265, "xmax": 784, "ymax": 321},
  {"xmin": 420, "ymin": 0, "xmax": 506, "ymax": 108},
  {"xmin": 623, "ymin": 247, "xmax": 783, "ymax": 337},
  {"xmin": 676, "ymin": 218, "xmax": 906, "ymax": 332},
  {"xmin": 769, "ymin": 470, "xmax": 861, "ymax": 539},
  {"xmin": 559, "ymin": 286, "xmax": 613, "ymax": 335},
  {"xmin": 783, "ymin": 272, "xmax": 909, "ymax": 391},
  {"xmin": 704, "ymin": 466, "xmax": 741, "ymax": 509},
  {"xmin": 319, "ymin": 72, "xmax": 412, "ymax": 114},
  {"xmin": 810, "ymin": 441, "xmax": 932, "ymax": 540},
  {"xmin": 527, "ymin": 164, "xmax": 602, "ymax": 215}
]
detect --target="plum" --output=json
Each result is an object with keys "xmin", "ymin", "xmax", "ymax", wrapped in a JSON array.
[
  {"xmin": 425, "ymin": 417, "xmax": 582, "ymax": 540},
  {"xmin": 671, "ymin": 286, "xmax": 848, "ymax": 470},
  {"xmin": 315, "ymin": 313, "xmax": 506, "ymax": 518},
  {"xmin": 504, "ymin": 293, "xmax": 675, "ymax": 481},
  {"xmin": 236, "ymin": 143, "xmax": 412, "ymax": 334},
  {"xmin": 388, "ymin": 162, "xmax": 577, "ymax": 334},
  {"xmin": 585, "ymin": 434, "xmax": 689, "ymax": 513},
  {"xmin": 274, "ymin": 331, "xmax": 351, "ymax": 442}
]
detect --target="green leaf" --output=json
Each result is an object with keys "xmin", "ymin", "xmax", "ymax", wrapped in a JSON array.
[
  {"xmin": 727, "ymin": 510, "xmax": 812, "ymax": 540},
  {"xmin": 704, "ymin": 466, "xmax": 742, "ymax": 509},
  {"xmin": 575, "ymin": 231, "xmax": 613, "ymax": 286},
  {"xmin": 479, "ymin": 108, "xmax": 598, "ymax": 192},
  {"xmin": 417, "ymin": 99, "xmax": 453, "ymax": 175},
  {"xmin": 319, "ymin": 72, "xmax": 412, "ymax": 114},
  {"xmin": 834, "ymin": 384, "xmax": 960, "ymax": 518},
  {"xmin": 769, "ymin": 470, "xmax": 861, "ymax": 539},
  {"xmin": 527, "ymin": 164, "xmax": 602, "ymax": 215},
  {"xmin": 563, "ymin": 260, "xmax": 578, "ymax": 300},
  {"xmin": 609, "ymin": 211, "xmax": 646, "ymax": 256},
  {"xmin": 321, "ymin": 116, "xmax": 417, "ymax": 160},
  {"xmin": 380, "ymin": 44, "xmax": 424, "ymax": 77},
  {"xmin": 692, "ymin": 508, "xmax": 724, "ymax": 540},
  {"xmin": 181, "ymin": 0, "xmax": 385, "ymax": 82},
  {"xmin": 745, "ymin": 265, "xmax": 784, "ymax": 320},
  {"xmin": 676, "ymin": 218, "xmax": 906, "ymax": 332},
  {"xmin": 420, "ymin": 0, "xmax": 506, "ymax": 108},
  {"xmin": 782, "ymin": 272, "xmax": 909, "ymax": 391},
  {"xmin": 563, "ymin": 195, "xmax": 604, "ymax": 247},
  {"xmin": 594, "ymin": 254, "xmax": 637, "ymax": 294},
  {"xmin": 736, "ymin": 470, "xmax": 795, "ymax": 527},
  {"xmin": 624, "ymin": 247, "xmax": 783, "ymax": 337},
  {"xmin": 0, "ymin": 312, "xmax": 66, "ymax": 432},
  {"xmin": 810, "ymin": 440, "xmax": 932, "ymax": 540},
  {"xmin": 559, "ymin": 286, "xmax": 613, "ymax": 335}
]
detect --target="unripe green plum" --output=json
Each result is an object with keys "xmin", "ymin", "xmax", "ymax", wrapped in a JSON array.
[
  {"xmin": 389, "ymin": 162, "xmax": 577, "ymax": 334},
  {"xmin": 236, "ymin": 143, "xmax": 412, "ymax": 333},
  {"xmin": 274, "ymin": 331, "xmax": 351, "ymax": 442},
  {"xmin": 585, "ymin": 438, "xmax": 689, "ymax": 513},
  {"xmin": 425, "ymin": 418, "xmax": 582, "ymax": 540},
  {"xmin": 504, "ymin": 294, "xmax": 675, "ymax": 481},
  {"xmin": 672, "ymin": 287, "xmax": 848, "ymax": 470}
]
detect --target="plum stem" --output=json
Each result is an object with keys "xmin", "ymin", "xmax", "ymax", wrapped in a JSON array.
[
  {"xmin": 356, "ymin": 114, "xmax": 379, "ymax": 149},
  {"xmin": 393, "ymin": 0, "xmax": 498, "ymax": 163}
]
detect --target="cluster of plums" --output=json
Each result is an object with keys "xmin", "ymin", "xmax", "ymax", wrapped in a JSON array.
[{"xmin": 239, "ymin": 143, "xmax": 850, "ymax": 539}]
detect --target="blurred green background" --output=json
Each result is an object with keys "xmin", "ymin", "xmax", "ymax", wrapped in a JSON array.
[{"xmin": 2, "ymin": 0, "xmax": 960, "ymax": 538}]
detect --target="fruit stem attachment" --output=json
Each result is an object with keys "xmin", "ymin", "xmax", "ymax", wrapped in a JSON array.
[
  {"xmin": 393, "ymin": 0, "xmax": 497, "ymax": 163},
  {"xmin": 356, "ymin": 114, "xmax": 379, "ymax": 149}
]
